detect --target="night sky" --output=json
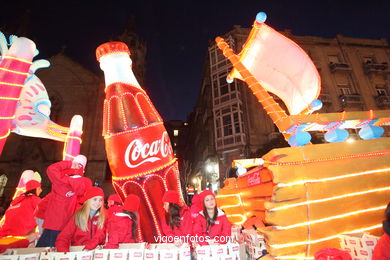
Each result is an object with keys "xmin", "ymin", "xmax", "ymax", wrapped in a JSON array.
[{"xmin": 1, "ymin": 1, "xmax": 389, "ymax": 121}]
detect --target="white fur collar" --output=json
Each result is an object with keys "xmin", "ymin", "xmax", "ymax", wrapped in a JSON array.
[{"xmin": 114, "ymin": 212, "xmax": 132, "ymax": 218}]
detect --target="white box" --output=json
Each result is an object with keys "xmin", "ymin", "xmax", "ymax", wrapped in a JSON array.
[
  {"xmin": 74, "ymin": 251, "xmax": 93, "ymax": 260},
  {"xmin": 195, "ymin": 245, "xmax": 211, "ymax": 260},
  {"xmin": 40, "ymin": 252, "xmax": 77, "ymax": 260},
  {"xmin": 143, "ymin": 249, "xmax": 158, "ymax": 260},
  {"xmin": 92, "ymin": 249, "xmax": 109, "ymax": 260},
  {"xmin": 339, "ymin": 232, "xmax": 379, "ymax": 260},
  {"xmin": 210, "ymin": 244, "xmax": 228, "ymax": 258},
  {"xmin": 179, "ymin": 244, "xmax": 191, "ymax": 260},
  {"xmin": 118, "ymin": 243, "xmax": 145, "ymax": 259},
  {"xmin": 0, "ymin": 255, "xmax": 18, "ymax": 260},
  {"xmin": 108, "ymin": 249, "xmax": 128, "ymax": 260}
]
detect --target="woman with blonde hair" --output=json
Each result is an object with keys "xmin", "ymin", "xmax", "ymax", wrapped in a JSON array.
[{"xmin": 55, "ymin": 186, "xmax": 106, "ymax": 252}]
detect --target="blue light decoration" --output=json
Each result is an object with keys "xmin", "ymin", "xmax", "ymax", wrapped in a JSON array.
[
  {"xmin": 359, "ymin": 125, "xmax": 384, "ymax": 140},
  {"xmin": 308, "ymin": 99, "xmax": 323, "ymax": 113},
  {"xmin": 256, "ymin": 12, "xmax": 267, "ymax": 23},
  {"xmin": 324, "ymin": 129, "xmax": 349, "ymax": 143},
  {"xmin": 288, "ymin": 130, "xmax": 312, "ymax": 147}
]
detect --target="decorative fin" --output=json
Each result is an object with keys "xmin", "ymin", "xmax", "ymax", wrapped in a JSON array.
[
  {"xmin": 30, "ymin": 59, "xmax": 50, "ymax": 74},
  {"xmin": 0, "ymin": 32, "xmax": 8, "ymax": 56}
]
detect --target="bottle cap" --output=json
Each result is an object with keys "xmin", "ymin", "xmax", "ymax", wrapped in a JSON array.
[{"xmin": 96, "ymin": 42, "xmax": 131, "ymax": 62}]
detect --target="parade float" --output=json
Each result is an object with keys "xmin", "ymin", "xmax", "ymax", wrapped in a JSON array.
[
  {"xmin": 0, "ymin": 32, "xmax": 84, "ymax": 249},
  {"xmin": 215, "ymin": 12, "xmax": 390, "ymax": 259}
]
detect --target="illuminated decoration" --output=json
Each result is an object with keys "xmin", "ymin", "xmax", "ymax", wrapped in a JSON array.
[
  {"xmin": 0, "ymin": 32, "xmax": 35, "ymax": 154},
  {"xmin": 12, "ymin": 170, "xmax": 41, "ymax": 200},
  {"xmin": 226, "ymin": 12, "xmax": 320, "ymax": 116},
  {"xmin": 63, "ymin": 115, "xmax": 83, "ymax": 161},
  {"xmin": 214, "ymin": 12, "xmax": 390, "ymax": 259},
  {"xmin": 96, "ymin": 42, "xmax": 184, "ymax": 243},
  {"xmin": 216, "ymin": 18, "xmax": 389, "ymax": 146},
  {"xmin": 0, "ymin": 32, "xmax": 84, "ymax": 157},
  {"xmin": 216, "ymin": 166, "xmax": 274, "ymax": 226}
]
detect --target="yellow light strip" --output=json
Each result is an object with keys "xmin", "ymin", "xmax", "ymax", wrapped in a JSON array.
[
  {"xmin": 0, "ymin": 115, "xmax": 15, "ymax": 120},
  {"xmin": 270, "ymin": 224, "xmax": 381, "ymax": 249},
  {"xmin": 0, "ymin": 130, "xmax": 11, "ymax": 139},
  {"xmin": 0, "ymin": 82, "xmax": 24, "ymax": 87},
  {"xmin": 48, "ymin": 124, "xmax": 70, "ymax": 132},
  {"xmin": 226, "ymin": 214, "xmax": 246, "ymax": 225},
  {"xmin": 3, "ymin": 56, "xmax": 32, "ymax": 64},
  {"xmin": 271, "ymin": 186, "xmax": 390, "ymax": 211},
  {"xmin": 47, "ymin": 128, "xmax": 67, "ymax": 140},
  {"xmin": 216, "ymin": 194, "xmax": 240, "ymax": 198},
  {"xmin": 65, "ymin": 136, "xmax": 82, "ymax": 143},
  {"xmin": 0, "ymin": 67, "xmax": 29, "ymax": 75},
  {"xmin": 275, "ymin": 205, "xmax": 386, "ymax": 230},
  {"xmin": 278, "ymin": 167, "xmax": 390, "ymax": 187},
  {"xmin": 0, "ymin": 96, "xmax": 20, "ymax": 100}
]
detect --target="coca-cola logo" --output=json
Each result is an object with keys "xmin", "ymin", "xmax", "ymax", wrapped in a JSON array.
[{"xmin": 124, "ymin": 132, "xmax": 172, "ymax": 168}]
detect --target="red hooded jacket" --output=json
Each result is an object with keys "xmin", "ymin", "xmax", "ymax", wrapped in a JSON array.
[
  {"xmin": 193, "ymin": 208, "xmax": 232, "ymax": 245},
  {"xmin": 55, "ymin": 214, "xmax": 106, "ymax": 252},
  {"xmin": 43, "ymin": 161, "xmax": 92, "ymax": 231},
  {"xmin": 161, "ymin": 206, "xmax": 192, "ymax": 241},
  {"xmin": 373, "ymin": 233, "xmax": 390, "ymax": 260},
  {"xmin": 0, "ymin": 194, "xmax": 41, "ymax": 237},
  {"xmin": 34, "ymin": 193, "xmax": 53, "ymax": 219},
  {"xmin": 105, "ymin": 212, "xmax": 137, "ymax": 249}
]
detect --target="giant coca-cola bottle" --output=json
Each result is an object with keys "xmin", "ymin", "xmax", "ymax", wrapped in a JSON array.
[{"xmin": 96, "ymin": 42, "xmax": 184, "ymax": 242}]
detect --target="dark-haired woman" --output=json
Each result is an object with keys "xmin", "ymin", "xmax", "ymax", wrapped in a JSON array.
[
  {"xmin": 0, "ymin": 180, "xmax": 42, "ymax": 237},
  {"xmin": 161, "ymin": 190, "xmax": 192, "ymax": 245},
  {"xmin": 193, "ymin": 190, "xmax": 231, "ymax": 245},
  {"xmin": 105, "ymin": 194, "xmax": 140, "ymax": 248}
]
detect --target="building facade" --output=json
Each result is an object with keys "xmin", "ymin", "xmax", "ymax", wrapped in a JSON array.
[{"xmin": 186, "ymin": 25, "xmax": 390, "ymax": 190}]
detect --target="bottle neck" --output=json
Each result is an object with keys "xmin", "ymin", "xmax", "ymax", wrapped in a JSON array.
[{"xmin": 99, "ymin": 53, "xmax": 141, "ymax": 89}]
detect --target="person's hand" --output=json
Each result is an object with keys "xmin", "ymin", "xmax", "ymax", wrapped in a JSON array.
[{"xmin": 71, "ymin": 160, "xmax": 81, "ymax": 169}]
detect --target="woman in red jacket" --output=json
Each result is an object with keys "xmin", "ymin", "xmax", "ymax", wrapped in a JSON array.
[
  {"xmin": 105, "ymin": 194, "xmax": 140, "ymax": 248},
  {"xmin": 36, "ymin": 155, "xmax": 92, "ymax": 247},
  {"xmin": 373, "ymin": 202, "xmax": 390, "ymax": 260},
  {"xmin": 161, "ymin": 190, "xmax": 192, "ymax": 245},
  {"xmin": 0, "ymin": 180, "xmax": 42, "ymax": 237},
  {"xmin": 55, "ymin": 186, "xmax": 106, "ymax": 252},
  {"xmin": 193, "ymin": 190, "xmax": 231, "ymax": 245}
]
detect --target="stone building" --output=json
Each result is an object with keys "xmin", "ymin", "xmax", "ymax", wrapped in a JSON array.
[{"xmin": 185, "ymin": 25, "xmax": 390, "ymax": 190}]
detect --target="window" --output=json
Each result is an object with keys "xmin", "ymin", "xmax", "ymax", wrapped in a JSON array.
[
  {"xmin": 173, "ymin": 130, "xmax": 179, "ymax": 136},
  {"xmin": 363, "ymin": 56, "xmax": 376, "ymax": 64},
  {"xmin": 328, "ymin": 55, "xmax": 340, "ymax": 63},
  {"xmin": 233, "ymin": 112, "xmax": 240, "ymax": 133},
  {"xmin": 338, "ymin": 85, "xmax": 352, "ymax": 95},
  {"xmin": 223, "ymin": 115, "xmax": 233, "ymax": 136},
  {"xmin": 376, "ymin": 85, "xmax": 388, "ymax": 96}
]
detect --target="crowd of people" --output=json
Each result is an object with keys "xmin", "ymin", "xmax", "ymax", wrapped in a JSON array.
[
  {"xmin": 0, "ymin": 154, "xmax": 388, "ymax": 259},
  {"xmin": 0, "ymin": 155, "xmax": 233, "ymax": 253}
]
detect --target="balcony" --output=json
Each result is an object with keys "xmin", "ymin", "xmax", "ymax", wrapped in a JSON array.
[
  {"xmin": 329, "ymin": 62, "xmax": 352, "ymax": 73},
  {"xmin": 375, "ymin": 95, "xmax": 390, "ymax": 107},
  {"xmin": 339, "ymin": 94, "xmax": 364, "ymax": 104},
  {"xmin": 363, "ymin": 62, "xmax": 389, "ymax": 75}
]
